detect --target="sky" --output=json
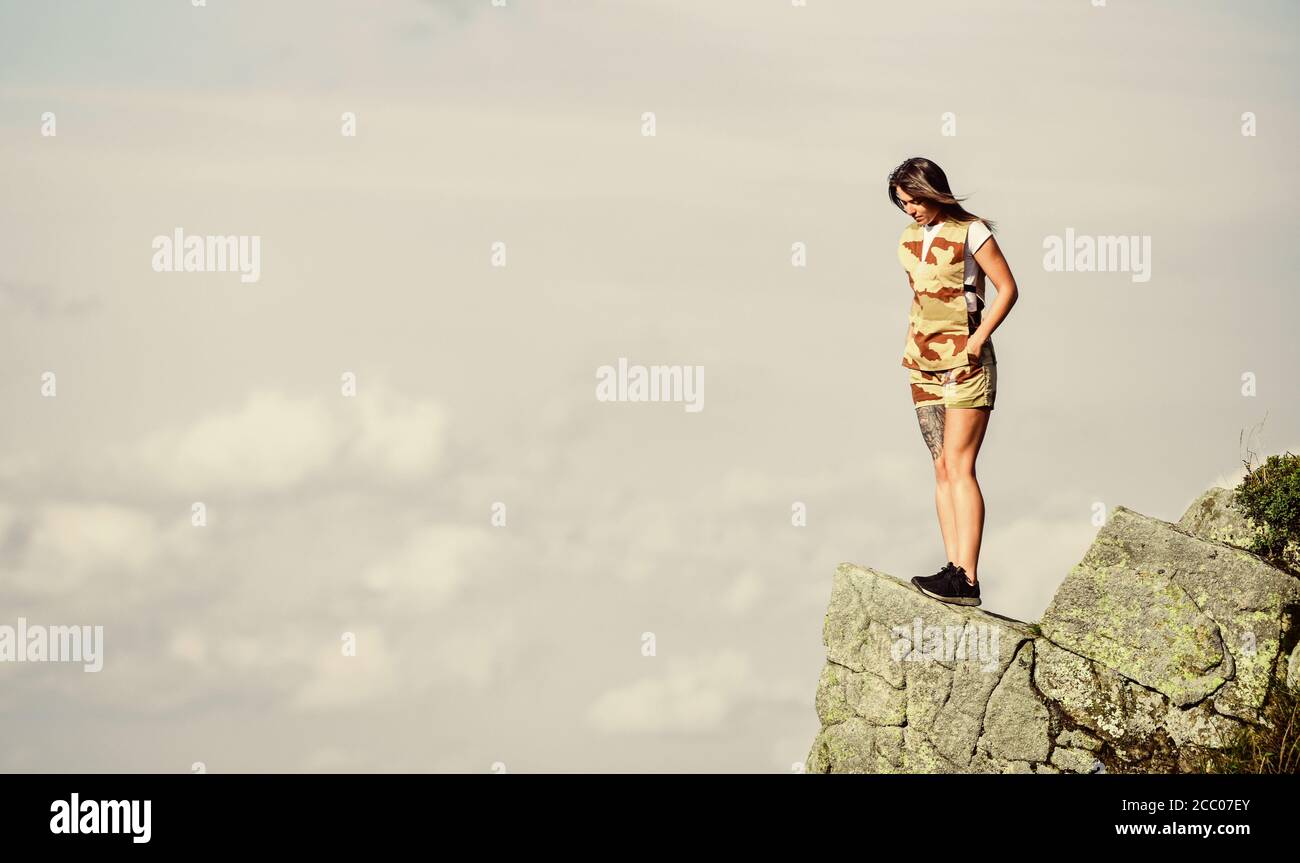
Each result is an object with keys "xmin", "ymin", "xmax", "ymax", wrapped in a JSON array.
[{"xmin": 0, "ymin": 0, "xmax": 1297, "ymax": 773}]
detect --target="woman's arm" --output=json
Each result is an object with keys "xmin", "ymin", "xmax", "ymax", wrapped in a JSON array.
[{"xmin": 968, "ymin": 236, "xmax": 1019, "ymax": 356}]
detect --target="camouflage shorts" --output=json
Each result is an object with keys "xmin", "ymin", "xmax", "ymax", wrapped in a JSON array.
[{"xmin": 908, "ymin": 361, "xmax": 996, "ymax": 410}]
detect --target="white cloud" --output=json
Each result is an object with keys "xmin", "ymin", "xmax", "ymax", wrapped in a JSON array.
[
  {"xmin": 351, "ymin": 386, "xmax": 447, "ymax": 477},
  {"xmin": 292, "ymin": 626, "xmax": 400, "ymax": 710},
  {"xmin": 0, "ymin": 382, "xmax": 449, "ymax": 498},
  {"xmin": 1, "ymin": 501, "xmax": 179, "ymax": 596},
  {"xmin": 112, "ymin": 391, "xmax": 337, "ymax": 495},
  {"xmin": 585, "ymin": 649, "xmax": 766, "ymax": 734},
  {"xmin": 981, "ymin": 513, "xmax": 1100, "ymax": 621},
  {"xmin": 361, "ymin": 523, "xmax": 493, "ymax": 609}
]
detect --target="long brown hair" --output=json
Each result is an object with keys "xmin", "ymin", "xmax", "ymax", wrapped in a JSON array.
[{"xmin": 887, "ymin": 157, "xmax": 996, "ymax": 233}]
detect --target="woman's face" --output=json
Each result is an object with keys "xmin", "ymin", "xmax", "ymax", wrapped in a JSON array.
[{"xmin": 895, "ymin": 187, "xmax": 940, "ymax": 225}]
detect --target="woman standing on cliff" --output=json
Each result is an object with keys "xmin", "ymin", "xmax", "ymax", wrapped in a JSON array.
[{"xmin": 888, "ymin": 157, "xmax": 1019, "ymax": 607}]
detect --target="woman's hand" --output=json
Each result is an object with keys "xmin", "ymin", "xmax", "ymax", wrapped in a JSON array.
[{"xmin": 966, "ymin": 333, "xmax": 986, "ymax": 363}]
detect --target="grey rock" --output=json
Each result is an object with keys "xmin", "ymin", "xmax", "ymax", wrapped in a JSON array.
[
  {"xmin": 1055, "ymin": 728, "xmax": 1103, "ymax": 751},
  {"xmin": 807, "ymin": 563, "xmax": 1036, "ymax": 773},
  {"xmin": 1289, "ymin": 641, "xmax": 1300, "ymax": 693},
  {"xmin": 978, "ymin": 641, "xmax": 1051, "ymax": 763},
  {"xmin": 1179, "ymin": 487, "xmax": 1300, "ymax": 573},
  {"xmin": 1177, "ymin": 487, "xmax": 1261, "ymax": 550},
  {"xmin": 1040, "ymin": 506, "xmax": 1299, "ymax": 721},
  {"xmin": 1051, "ymin": 746, "xmax": 1098, "ymax": 773},
  {"xmin": 807, "ymin": 485, "xmax": 1300, "ymax": 774}
]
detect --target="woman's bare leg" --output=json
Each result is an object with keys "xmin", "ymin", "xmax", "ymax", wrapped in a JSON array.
[
  {"xmin": 941, "ymin": 407, "xmax": 991, "ymax": 583},
  {"xmin": 916, "ymin": 405, "xmax": 960, "ymax": 564}
]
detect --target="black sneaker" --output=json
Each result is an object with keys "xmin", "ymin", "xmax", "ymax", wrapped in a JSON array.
[
  {"xmin": 916, "ymin": 565, "xmax": 981, "ymax": 606},
  {"xmin": 911, "ymin": 561, "xmax": 957, "ymax": 593}
]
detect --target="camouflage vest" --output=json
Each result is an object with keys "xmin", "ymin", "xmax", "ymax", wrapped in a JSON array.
[{"xmin": 898, "ymin": 219, "xmax": 995, "ymax": 371}]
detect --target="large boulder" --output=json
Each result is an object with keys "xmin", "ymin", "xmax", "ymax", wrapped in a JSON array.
[
  {"xmin": 807, "ymin": 563, "xmax": 1052, "ymax": 774},
  {"xmin": 805, "ymin": 487, "xmax": 1300, "ymax": 774},
  {"xmin": 1178, "ymin": 486, "xmax": 1300, "ymax": 574},
  {"xmin": 1040, "ymin": 505, "xmax": 1298, "ymax": 722}
]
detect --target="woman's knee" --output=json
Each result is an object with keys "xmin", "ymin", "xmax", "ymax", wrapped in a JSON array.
[
  {"xmin": 932, "ymin": 454, "xmax": 950, "ymax": 483},
  {"xmin": 944, "ymin": 456, "xmax": 976, "ymax": 479}
]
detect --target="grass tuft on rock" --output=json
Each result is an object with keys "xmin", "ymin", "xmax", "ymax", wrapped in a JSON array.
[
  {"xmin": 1234, "ymin": 450, "xmax": 1300, "ymax": 574},
  {"xmin": 1194, "ymin": 684, "xmax": 1299, "ymax": 774}
]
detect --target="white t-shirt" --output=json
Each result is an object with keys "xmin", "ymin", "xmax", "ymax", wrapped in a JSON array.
[{"xmin": 921, "ymin": 219, "xmax": 993, "ymax": 312}]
